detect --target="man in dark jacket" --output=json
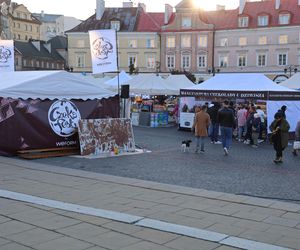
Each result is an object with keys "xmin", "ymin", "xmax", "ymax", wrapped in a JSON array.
[
  {"xmin": 207, "ymin": 102, "xmax": 221, "ymax": 144},
  {"xmin": 217, "ymin": 100, "xmax": 235, "ymax": 155}
]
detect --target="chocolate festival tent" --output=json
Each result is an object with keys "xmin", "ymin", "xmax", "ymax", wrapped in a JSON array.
[
  {"xmin": 180, "ymin": 73, "xmax": 300, "ymax": 132},
  {"xmin": 0, "ymin": 70, "xmax": 119, "ymax": 156},
  {"xmin": 279, "ymin": 73, "xmax": 300, "ymax": 90}
]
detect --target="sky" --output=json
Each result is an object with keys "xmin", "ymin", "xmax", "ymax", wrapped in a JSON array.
[{"xmin": 18, "ymin": 0, "xmax": 240, "ymax": 20}]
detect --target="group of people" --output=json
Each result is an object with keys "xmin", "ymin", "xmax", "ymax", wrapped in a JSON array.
[{"xmin": 192, "ymin": 100, "xmax": 300, "ymax": 163}]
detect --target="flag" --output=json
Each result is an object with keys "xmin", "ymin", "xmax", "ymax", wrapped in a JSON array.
[
  {"xmin": 0, "ymin": 40, "xmax": 14, "ymax": 72},
  {"xmin": 89, "ymin": 30, "xmax": 118, "ymax": 74}
]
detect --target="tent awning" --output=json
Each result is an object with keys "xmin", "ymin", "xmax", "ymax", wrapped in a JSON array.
[{"xmin": 0, "ymin": 71, "xmax": 116, "ymax": 100}]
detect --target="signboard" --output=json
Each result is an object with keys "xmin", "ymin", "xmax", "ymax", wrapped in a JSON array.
[
  {"xmin": 78, "ymin": 118, "xmax": 135, "ymax": 156},
  {"xmin": 0, "ymin": 40, "xmax": 14, "ymax": 72},
  {"xmin": 89, "ymin": 29, "xmax": 117, "ymax": 74}
]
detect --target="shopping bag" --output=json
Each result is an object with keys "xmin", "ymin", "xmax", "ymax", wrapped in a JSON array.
[{"xmin": 293, "ymin": 141, "xmax": 300, "ymax": 150}]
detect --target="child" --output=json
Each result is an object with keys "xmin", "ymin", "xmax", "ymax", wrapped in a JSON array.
[{"xmin": 252, "ymin": 113, "xmax": 261, "ymax": 148}]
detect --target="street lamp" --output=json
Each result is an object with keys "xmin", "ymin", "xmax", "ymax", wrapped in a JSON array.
[{"xmin": 284, "ymin": 65, "xmax": 298, "ymax": 77}]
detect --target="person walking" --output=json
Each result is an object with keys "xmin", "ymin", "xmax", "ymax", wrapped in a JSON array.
[
  {"xmin": 251, "ymin": 113, "xmax": 261, "ymax": 148},
  {"xmin": 237, "ymin": 104, "xmax": 247, "ymax": 141},
  {"xmin": 292, "ymin": 120, "xmax": 300, "ymax": 156},
  {"xmin": 207, "ymin": 102, "xmax": 221, "ymax": 144},
  {"xmin": 192, "ymin": 105, "xmax": 211, "ymax": 153},
  {"xmin": 269, "ymin": 111, "xmax": 290, "ymax": 163},
  {"xmin": 217, "ymin": 100, "xmax": 235, "ymax": 156}
]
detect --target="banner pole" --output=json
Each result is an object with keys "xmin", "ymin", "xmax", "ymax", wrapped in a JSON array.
[{"xmin": 115, "ymin": 30, "xmax": 121, "ymax": 118}]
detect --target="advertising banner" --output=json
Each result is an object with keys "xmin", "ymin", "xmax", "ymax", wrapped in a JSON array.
[
  {"xmin": 0, "ymin": 96, "xmax": 119, "ymax": 156},
  {"xmin": 0, "ymin": 40, "xmax": 14, "ymax": 72},
  {"xmin": 89, "ymin": 29, "xmax": 118, "ymax": 74}
]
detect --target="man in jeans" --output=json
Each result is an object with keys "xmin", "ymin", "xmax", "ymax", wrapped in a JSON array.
[
  {"xmin": 207, "ymin": 102, "xmax": 222, "ymax": 144},
  {"xmin": 217, "ymin": 100, "xmax": 235, "ymax": 156}
]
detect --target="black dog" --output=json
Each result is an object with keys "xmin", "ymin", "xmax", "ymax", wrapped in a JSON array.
[{"xmin": 181, "ymin": 140, "xmax": 192, "ymax": 152}]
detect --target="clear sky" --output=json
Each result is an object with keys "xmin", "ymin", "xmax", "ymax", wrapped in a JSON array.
[{"xmin": 18, "ymin": 0, "xmax": 240, "ymax": 20}]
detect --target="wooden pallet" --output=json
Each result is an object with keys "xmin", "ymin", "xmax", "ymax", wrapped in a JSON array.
[{"xmin": 18, "ymin": 147, "xmax": 80, "ymax": 159}]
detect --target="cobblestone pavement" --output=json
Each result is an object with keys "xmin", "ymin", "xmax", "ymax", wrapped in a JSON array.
[
  {"xmin": 34, "ymin": 126, "xmax": 300, "ymax": 203},
  {"xmin": 0, "ymin": 156, "xmax": 300, "ymax": 249}
]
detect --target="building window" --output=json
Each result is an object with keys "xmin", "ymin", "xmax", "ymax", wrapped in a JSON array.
[
  {"xmin": 181, "ymin": 35, "xmax": 191, "ymax": 48},
  {"xmin": 278, "ymin": 53, "xmax": 287, "ymax": 66},
  {"xmin": 30, "ymin": 25, "xmax": 32, "ymax": 31},
  {"xmin": 181, "ymin": 54, "xmax": 190, "ymax": 69},
  {"xmin": 36, "ymin": 61, "xmax": 40, "ymax": 67},
  {"xmin": 279, "ymin": 35, "xmax": 288, "ymax": 44},
  {"xmin": 25, "ymin": 35, "xmax": 28, "ymax": 40},
  {"xmin": 198, "ymin": 55, "xmax": 207, "ymax": 68},
  {"xmin": 17, "ymin": 23, "xmax": 20, "ymax": 28},
  {"xmin": 17, "ymin": 34, "xmax": 20, "ymax": 40},
  {"xmin": 13, "ymin": 22, "xmax": 15, "ymax": 28},
  {"xmin": 166, "ymin": 36, "xmax": 175, "ymax": 48},
  {"xmin": 166, "ymin": 55, "xmax": 175, "ymax": 68},
  {"xmin": 146, "ymin": 55, "xmax": 155, "ymax": 68},
  {"xmin": 17, "ymin": 12, "xmax": 20, "ymax": 18},
  {"xmin": 258, "ymin": 36, "xmax": 267, "ymax": 45},
  {"xmin": 129, "ymin": 39, "xmax": 137, "ymax": 48},
  {"xmin": 111, "ymin": 20, "xmax": 120, "ymax": 31},
  {"xmin": 128, "ymin": 55, "xmax": 137, "ymax": 67},
  {"xmin": 239, "ymin": 37, "xmax": 247, "ymax": 46},
  {"xmin": 238, "ymin": 16, "xmax": 249, "ymax": 27},
  {"xmin": 279, "ymin": 14, "xmax": 290, "ymax": 25},
  {"xmin": 257, "ymin": 54, "xmax": 266, "ymax": 66},
  {"xmin": 36, "ymin": 27, "xmax": 39, "ymax": 33},
  {"xmin": 238, "ymin": 54, "xmax": 247, "ymax": 67},
  {"xmin": 182, "ymin": 17, "xmax": 191, "ymax": 28},
  {"xmin": 76, "ymin": 54, "xmax": 85, "ymax": 68},
  {"xmin": 219, "ymin": 55, "xmax": 228, "ymax": 68},
  {"xmin": 23, "ymin": 13, "xmax": 27, "ymax": 19},
  {"xmin": 146, "ymin": 39, "xmax": 155, "ymax": 48},
  {"xmin": 258, "ymin": 15, "xmax": 269, "ymax": 26},
  {"xmin": 220, "ymin": 38, "xmax": 228, "ymax": 47},
  {"xmin": 198, "ymin": 35, "xmax": 207, "ymax": 48},
  {"xmin": 25, "ymin": 24, "xmax": 27, "ymax": 31}
]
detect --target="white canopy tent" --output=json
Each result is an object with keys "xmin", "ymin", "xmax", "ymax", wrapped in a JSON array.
[
  {"xmin": 185, "ymin": 73, "xmax": 293, "ymax": 92},
  {"xmin": 180, "ymin": 73, "xmax": 300, "ymax": 132},
  {"xmin": 164, "ymin": 75, "xmax": 195, "ymax": 90},
  {"xmin": 73, "ymin": 73, "xmax": 112, "ymax": 88},
  {"xmin": 124, "ymin": 74, "xmax": 178, "ymax": 95},
  {"xmin": 279, "ymin": 73, "xmax": 300, "ymax": 90},
  {"xmin": 104, "ymin": 70, "xmax": 132, "ymax": 89},
  {"xmin": 0, "ymin": 71, "xmax": 116, "ymax": 100}
]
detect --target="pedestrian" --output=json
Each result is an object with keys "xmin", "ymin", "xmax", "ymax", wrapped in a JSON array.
[
  {"xmin": 192, "ymin": 105, "xmax": 211, "ymax": 153},
  {"xmin": 256, "ymin": 106, "xmax": 266, "ymax": 142},
  {"xmin": 277, "ymin": 105, "xmax": 287, "ymax": 119},
  {"xmin": 269, "ymin": 111, "xmax": 290, "ymax": 164},
  {"xmin": 292, "ymin": 120, "xmax": 300, "ymax": 156},
  {"xmin": 207, "ymin": 102, "xmax": 221, "ymax": 144},
  {"xmin": 244, "ymin": 106, "xmax": 256, "ymax": 145},
  {"xmin": 237, "ymin": 104, "xmax": 247, "ymax": 141},
  {"xmin": 251, "ymin": 113, "xmax": 261, "ymax": 148},
  {"xmin": 217, "ymin": 100, "xmax": 235, "ymax": 156}
]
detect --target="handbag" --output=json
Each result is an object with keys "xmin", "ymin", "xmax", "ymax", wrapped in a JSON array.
[{"xmin": 293, "ymin": 141, "xmax": 300, "ymax": 150}]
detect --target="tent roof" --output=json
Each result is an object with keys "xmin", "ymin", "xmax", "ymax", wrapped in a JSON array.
[
  {"xmin": 279, "ymin": 73, "xmax": 300, "ymax": 90},
  {"xmin": 183, "ymin": 73, "xmax": 295, "ymax": 92},
  {"xmin": 0, "ymin": 71, "xmax": 116, "ymax": 100},
  {"xmin": 164, "ymin": 75, "xmax": 195, "ymax": 90},
  {"xmin": 104, "ymin": 71, "xmax": 132, "ymax": 88},
  {"xmin": 73, "ymin": 73, "xmax": 112, "ymax": 87},
  {"xmin": 125, "ymin": 74, "xmax": 178, "ymax": 95}
]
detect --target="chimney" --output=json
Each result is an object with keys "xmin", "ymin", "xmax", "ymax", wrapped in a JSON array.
[
  {"xmin": 164, "ymin": 4, "xmax": 173, "ymax": 25},
  {"xmin": 239, "ymin": 0, "xmax": 247, "ymax": 14},
  {"xmin": 123, "ymin": 1, "xmax": 133, "ymax": 7},
  {"xmin": 41, "ymin": 10, "xmax": 44, "ymax": 18},
  {"xmin": 216, "ymin": 5, "xmax": 225, "ymax": 11},
  {"xmin": 31, "ymin": 41, "xmax": 41, "ymax": 51},
  {"xmin": 275, "ymin": 0, "xmax": 280, "ymax": 9},
  {"xmin": 96, "ymin": 0, "xmax": 105, "ymax": 20}
]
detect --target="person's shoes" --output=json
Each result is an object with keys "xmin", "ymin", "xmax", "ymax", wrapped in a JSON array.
[
  {"xmin": 214, "ymin": 141, "xmax": 222, "ymax": 144},
  {"xmin": 195, "ymin": 149, "xmax": 199, "ymax": 153},
  {"xmin": 200, "ymin": 149, "xmax": 205, "ymax": 153},
  {"xmin": 238, "ymin": 139, "xmax": 243, "ymax": 142},
  {"xmin": 258, "ymin": 139, "xmax": 264, "ymax": 144},
  {"xmin": 274, "ymin": 158, "xmax": 282, "ymax": 164},
  {"xmin": 252, "ymin": 145, "xmax": 258, "ymax": 148},
  {"xmin": 244, "ymin": 140, "xmax": 250, "ymax": 145},
  {"xmin": 278, "ymin": 157, "xmax": 283, "ymax": 163},
  {"xmin": 223, "ymin": 147, "xmax": 228, "ymax": 156},
  {"xmin": 211, "ymin": 141, "xmax": 215, "ymax": 144}
]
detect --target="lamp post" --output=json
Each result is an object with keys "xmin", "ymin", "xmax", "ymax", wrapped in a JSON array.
[{"xmin": 284, "ymin": 65, "xmax": 298, "ymax": 77}]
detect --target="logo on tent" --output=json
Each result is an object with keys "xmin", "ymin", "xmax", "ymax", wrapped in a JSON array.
[
  {"xmin": 0, "ymin": 46, "xmax": 12, "ymax": 63},
  {"xmin": 48, "ymin": 100, "xmax": 81, "ymax": 137},
  {"xmin": 91, "ymin": 37, "xmax": 113, "ymax": 60}
]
